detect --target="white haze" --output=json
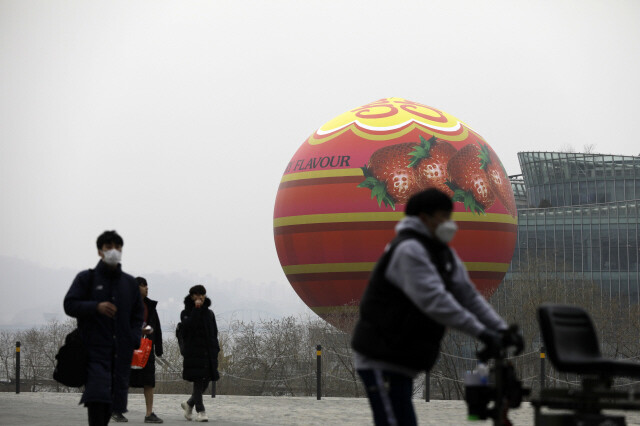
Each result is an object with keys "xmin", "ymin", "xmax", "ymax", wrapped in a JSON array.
[{"xmin": 1, "ymin": 1, "xmax": 639, "ymax": 327}]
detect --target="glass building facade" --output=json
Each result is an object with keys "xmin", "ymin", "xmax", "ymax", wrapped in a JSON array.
[
  {"xmin": 518, "ymin": 152, "xmax": 640, "ymax": 209},
  {"xmin": 509, "ymin": 152, "xmax": 640, "ymax": 302},
  {"xmin": 509, "ymin": 175, "xmax": 527, "ymax": 210}
]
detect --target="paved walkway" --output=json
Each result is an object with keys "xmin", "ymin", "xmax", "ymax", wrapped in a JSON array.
[{"xmin": 2, "ymin": 392, "xmax": 640, "ymax": 425}]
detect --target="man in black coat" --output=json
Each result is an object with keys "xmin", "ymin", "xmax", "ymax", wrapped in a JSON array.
[
  {"xmin": 64, "ymin": 230, "xmax": 144, "ymax": 426},
  {"xmin": 128, "ymin": 276, "xmax": 164, "ymax": 423},
  {"xmin": 180, "ymin": 285, "xmax": 220, "ymax": 423}
]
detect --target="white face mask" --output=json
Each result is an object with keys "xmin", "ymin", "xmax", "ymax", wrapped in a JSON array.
[
  {"xmin": 435, "ymin": 220, "xmax": 458, "ymax": 244},
  {"xmin": 102, "ymin": 249, "xmax": 122, "ymax": 266}
]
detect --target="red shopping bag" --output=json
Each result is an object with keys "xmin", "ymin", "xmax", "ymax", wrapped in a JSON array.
[{"xmin": 131, "ymin": 337, "xmax": 152, "ymax": 369}]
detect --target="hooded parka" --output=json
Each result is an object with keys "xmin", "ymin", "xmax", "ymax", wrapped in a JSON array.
[{"xmin": 180, "ymin": 296, "xmax": 220, "ymax": 382}]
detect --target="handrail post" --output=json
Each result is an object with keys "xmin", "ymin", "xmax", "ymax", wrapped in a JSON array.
[
  {"xmin": 540, "ymin": 346, "xmax": 546, "ymax": 391},
  {"xmin": 316, "ymin": 345, "xmax": 322, "ymax": 400},
  {"xmin": 424, "ymin": 372, "xmax": 430, "ymax": 402},
  {"xmin": 15, "ymin": 341, "xmax": 20, "ymax": 394}
]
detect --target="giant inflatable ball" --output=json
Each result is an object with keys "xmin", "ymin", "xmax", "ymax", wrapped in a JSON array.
[{"xmin": 273, "ymin": 98, "xmax": 517, "ymax": 328}]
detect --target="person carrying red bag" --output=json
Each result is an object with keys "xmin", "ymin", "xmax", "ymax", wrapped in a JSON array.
[
  {"xmin": 122, "ymin": 277, "xmax": 163, "ymax": 423},
  {"xmin": 119, "ymin": 276, "xmax": 164, "ymax": 423}
]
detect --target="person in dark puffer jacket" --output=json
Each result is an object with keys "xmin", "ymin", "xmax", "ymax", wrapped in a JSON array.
[
  {"xmin": 180, "ymin": 285, "xmax": 220, "ymax": 422},
  {"xmin": 64, "ymin": 230, "xmax": 144, "ymax": 426}
]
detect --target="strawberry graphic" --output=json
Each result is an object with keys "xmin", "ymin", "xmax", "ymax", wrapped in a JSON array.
[
  {"xmin": 446, "ymin": 143, "xmax": 495, "ymax": 214},
  {"xmin": 358, "ymin": 143, "xmax": 421, "ymax": 209},
  {"xmin": 407, "ymin": 135, "xmax": 457, "ymax": 197},
  {"xmin": 480, "ymin": 144, "xmax": 517, "ymax": 217}
]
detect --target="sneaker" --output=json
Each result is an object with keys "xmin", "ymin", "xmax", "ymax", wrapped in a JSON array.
[
  {"xmin": 111, "ymin": 412, "xmax": 128, "ymax": 422},
  {"xmin": 181, "ymin": 401, "xmax": 193, "ymax": 421},
  {"xmin": 144, "ymin": 412, "xmax": 164, "ymax": 423},
  {"xmin": 194, "ymin": 411, "xmax": 208, "ymax": 422}
]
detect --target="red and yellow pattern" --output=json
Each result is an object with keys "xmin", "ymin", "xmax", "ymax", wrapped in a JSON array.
[
  {"xmin": 274, "ymin": 98, "xmax": 517, "ymax": 326},
  {"xmin": 309, "ymin": 98, "xmax": 475, "ymax": 145}
]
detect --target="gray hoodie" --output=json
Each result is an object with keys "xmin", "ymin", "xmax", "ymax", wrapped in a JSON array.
[{"xmin": 354, "ymin": 215, "xmax": 506, "ymax": 377}]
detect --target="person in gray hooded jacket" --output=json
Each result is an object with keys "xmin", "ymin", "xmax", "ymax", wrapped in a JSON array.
[{"xmin": 351, "ymin": 188, "xmax": 507, "ymax": 426}]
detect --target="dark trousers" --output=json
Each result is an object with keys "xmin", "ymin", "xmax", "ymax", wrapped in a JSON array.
[
  {"xmin": 87, "ymin": 402, "xmax": 111, "ymax": 426},
  {"xmin": 187, "ymin": 378, "xmax": 210, "ymax": 412},
  {"xmin": 358, "ymin": 369, "xmax": 416, "ymax": 426}
]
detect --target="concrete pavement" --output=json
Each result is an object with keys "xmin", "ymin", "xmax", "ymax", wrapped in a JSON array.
[{"xmin": 2, "ymin": 392, "xmax": 640, "ymax": 425}]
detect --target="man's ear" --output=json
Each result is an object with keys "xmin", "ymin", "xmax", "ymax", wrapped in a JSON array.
[{"xmin": 418, "ymin": 212, "xmax": 431, "ymax": 224}]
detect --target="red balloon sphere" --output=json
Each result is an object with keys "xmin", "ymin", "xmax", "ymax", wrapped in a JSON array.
[{"xmin": 274, "ymin": 98, "xmax": 517, "ymax": 328}]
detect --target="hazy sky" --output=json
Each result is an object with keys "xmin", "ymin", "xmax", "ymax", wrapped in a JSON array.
[{"xmin": 1, "ymin": 1, "xmax": 639, "ymax": 318}]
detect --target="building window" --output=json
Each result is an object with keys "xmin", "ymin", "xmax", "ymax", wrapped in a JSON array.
[
  {"xmin": 606, "ymin": 181, "xmax": 615, "ymax": 203},
  {"xmin": 625, "ymin": 179, "xmax": 635, "ymax": 200},
  {"xmin": 616, "ymin": 180, "xmax": 625, "ymax": 201},
  {"xmin": 596, "ymin": 180, "xmax": 606, "ymax": 203}
]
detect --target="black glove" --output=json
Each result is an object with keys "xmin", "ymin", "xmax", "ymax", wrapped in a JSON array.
[
  {"xmin": 502, "ymin": 325, "xmax": 524, "ymax": 356},
  {"xmin": 477, "ymin": 328, "xmax": 503, "ymax": 361}
]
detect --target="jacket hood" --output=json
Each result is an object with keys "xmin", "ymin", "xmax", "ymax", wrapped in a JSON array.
[
  {"xmin": 183, "ymin": 295, "xmax": 212, "ymax": 309},
  {"xmin": 395, "ymin": 216, "xmax": 432, "ymax": 237}
]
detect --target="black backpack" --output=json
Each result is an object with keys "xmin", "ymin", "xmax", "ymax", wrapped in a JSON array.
[
  {"xmin": 53, "ymin": 269, "xmax": 92, "ymax": 387},
  {"xmin": 176, "ymin": 322, "xmax": 185, "ymax": 356},
  {"xmin": 53, "ymin": 328, "xmax": 88, "ymax": 387}
]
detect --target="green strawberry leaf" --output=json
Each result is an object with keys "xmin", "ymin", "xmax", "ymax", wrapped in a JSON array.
[
  {"xmin": 464, "ymin": 192, "xmax": 473, "ymax": 211},
  {"xmin": 421, "ymin": 135, "xmax": 436, "ymax": 150},
  {"xmin": 357, "ymin": 166, "xmax": 396, "ymax": 210},
  {"xmin": 357, "ymin": 177, "xmax": 380, "ymax": 189},
  {"xmin": 450, "ymin": 187, "xmax": 486, "ymax": 216},
  {"xmin": 410, "ymin": 146, "xmax": 429, "ymax": 158},
  {"xmin": 451, "ymin": 189, "xmax": 466, "ymax": 203},
  {"xmin": 478, "ymin": 142, "xmax": 509, "ymax": 177},
  {"xmin": 380, "ymin": 193, "xmax": 396, "ymax": 210},
  {"xmin": 407, "ymin": 150, "xmax": 424, "ymax": 168},
  {"xmin": 407, "ymin": 135, "xmax": 437, "ymax": 168},
  {"xmin": 371, "ymin": 184, "xmax": 385, "ymax": 199},
  {"xmin": 445, "ymin": 180, "xmax": 459, "ymax": 192},
  {"xmin": 478, "ymin": 142, "xmax": 491, "ymax": 170}
]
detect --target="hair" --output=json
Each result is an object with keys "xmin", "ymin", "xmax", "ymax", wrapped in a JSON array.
[
  {"xmin": 405, "ymin": 188, "xmax": 453, "ymax": 216},
  {"xmin": 189, "ymin": 284, "xmax": 207, "ymax": 296},
  {"xmin": 135, "ymin": 277, "xmax": 147, "ymax": 286},
  {"xmin": 96, "ymin": 230, "xmax": 124, "ymax": 250}
]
